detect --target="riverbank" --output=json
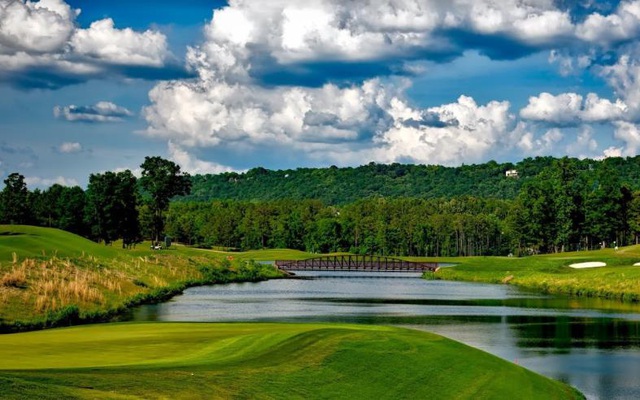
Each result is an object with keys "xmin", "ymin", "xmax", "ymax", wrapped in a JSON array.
[
  {"xmin": 428, "ymin": 246, "xmax": 640, "ymax": 303},
  {"xmin": 0, "ymin": 225, "xmax": 284, "ymax": 332},
  {"xmin": 0, "ymin": 321, "xmax": 584, "ymax": 399}
]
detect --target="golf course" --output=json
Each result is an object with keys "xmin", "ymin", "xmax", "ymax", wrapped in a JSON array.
[
  {"xmin": 0, "ymin": 322, "xmax": 583, "ymax": 399},
  {"xmin": 2, "ymin": 224, "xmax": 626, "ymax": 398}
]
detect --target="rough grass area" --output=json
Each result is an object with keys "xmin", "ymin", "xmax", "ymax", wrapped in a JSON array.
[
  {"xmin": 0, "ymin": 226, "xmax": 284, "ymax": 330},
  {"xmin": 0, "ymin": 322, "xmax": 583, "ymax": 400},
  {"xmin": 428, "ymin": 246, "xmax": 640, "ymax": 303}
]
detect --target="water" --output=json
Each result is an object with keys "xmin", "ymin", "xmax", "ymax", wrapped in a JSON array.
[{"xmin": 129, "ymin": 271, "xmax": 640, "ymax": 400}]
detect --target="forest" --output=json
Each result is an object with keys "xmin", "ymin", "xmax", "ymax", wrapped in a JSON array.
[
  {"xmin": 2, "ymin": 156, "xmax": 640, "ymax": 257},
  {"xmin": 184, "ymin": 156, "xmax": 640, "ymax": 204}
]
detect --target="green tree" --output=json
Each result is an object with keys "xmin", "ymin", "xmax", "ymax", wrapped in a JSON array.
[
  {"xmin": 116, "ymin": 170, "xmax": 141, "ymax": 248},
  {"xmin": 139, "ymin": 157, "xmax": 191, "ymax": 244},
  {"xmin": 1, "ymin": 173, "xmax": 30, "ymax": 224},
  {"xmin": 86, "ymin": 170, "xmax": 140, "ymax": 246}
]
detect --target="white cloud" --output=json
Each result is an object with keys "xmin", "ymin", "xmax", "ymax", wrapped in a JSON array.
[
  {"xmin": 612, "ymin": 121, "xmax": 640, "ymax": 156},
  {"xmin": 0, "ymin": 0, "xmax": 77, "ymax": 53},
  {"xmin": 58, "ymin": 142, "xmax": 81, "ymax": 153},
  {"xmin": 144, "ymin": 68, "xmax": 524, "ymax": 165},
  {"xmin": 167, "ymin": 142, "xmax": 236, "ymax": 174},
  {"xmin": 566, "ymin": 125, "xmax": 599, "ymax": 158},
  {"xmin": 25, "ymin": 175, "xmax": 79, "ymax": 188},
  {"xmin": 600, "ymin": 50, "xmax": 640, "ymax": 120},
  {"xmin": 576, "ymin": 1, "xmax": 640, "ymax": 46},
  {"xmin": 520, "ymin": 92, "xmax": 628, "ymax": 125},
  {"xmin": 70, "ymin": 18, "xmax": 168, "ymax": 66},
  {"xmin": 0, "ymin": 1, "xmax": 172, "ymax": 87},
  {"xmin": 143, "ymin": 77, "xmax": 397, "ymax": 148},
  {"xmin": 140, "ymin": 0, "xmax": 640, "ymax": 168},
  {"xmin": 371, "ymin": 95, "xmax": 522, "ymax": 165},
  {"xmin": 517, "ymin": 127, "xmax": 563, "ymax": 154},
  {"xmin": 54, "ymin": 101, "xmax": 134, "ymax": 122},
  {"xmin": 602, "ymin": 146, "xmax": 624, "ymax": 158}
]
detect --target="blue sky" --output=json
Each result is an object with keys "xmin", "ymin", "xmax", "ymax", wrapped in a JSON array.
[{"xmin": 1, "ymin": 0, "xmax": 640, "ymax": 188}]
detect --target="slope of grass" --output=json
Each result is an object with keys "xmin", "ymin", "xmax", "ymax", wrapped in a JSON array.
[
  {"xmin": 0, "ymin": 322, "xmax": 583, "ymax": 400},
  {"xmin": 0, "ymin": 225, "xmax": 120, "ymax": 261},
  {"xmin": 0, "ymin": 225, "xmax": 283, "ymax": 330},
  {"xmin": 430, "ymin": 246, "xmax": 640, "ymax": 302}
]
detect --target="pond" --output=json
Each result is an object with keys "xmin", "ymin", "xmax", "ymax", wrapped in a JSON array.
[{"xmin": 128, "ymin": 271, "xmax": 640, "ymax": 400}]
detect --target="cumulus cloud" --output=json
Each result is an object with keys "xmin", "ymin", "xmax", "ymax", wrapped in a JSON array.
[
  {"xmin": 144, "ymin": 68, "xmax": 525, "ymax": 165},
  {"xmin": 167, "ymin": 142, "xmax": 236, "ymax": 174},
  {"xmin": 566, "ymin": 125, "xmax": 599, "ymax": 158},
  {"xmin": 600, "ymin": 49, "xmax": 640, "ymax": 120},
  {"xmin": 181, "ymin": 0, "xmax": 640, "ymax": 87},
  {"xmin": 612, "ymin": 121, "xmax": 640, "ymax": 156},
  {"xmin": 137, "ymin": 0, "xmax": 640, "ymax": 167},
  {"xmin": 143, "ymin": 77, "xmax": 397, "ymax": 148},
  {"xmin": 0, "ymin": 0, "xmax": 175, "ymax": 88},
  {"xmin": 370, "ymin": 95, "xmax": 522, "ymax": 165},
  {"xmin": 58, "ymin": 142, "xmax": 81, "ymax": 153},
  {"xmin": 24, "ymin": 175, "xmax": 79, "ymax": 188},
  {"xmin": 54, "ymin": 101, "xmax": 134, "ymax": 122},
  {"xmin": 576, "ymin": 1, "xmax": 640, "ymax": 46},
  {"xmin": 520, "ymin": 92, "xmax": 628, "ymax": 125},
  {"xmin": 0, "ymin": 0, "xmax": 76, "ymax": 53},
  {"xmin": 70, "ymin": 18, "xmax": 168, "ymax": 66},
  {"xmin": 517, "ymin": 127, "xmax": 563, "ymax": 155}
]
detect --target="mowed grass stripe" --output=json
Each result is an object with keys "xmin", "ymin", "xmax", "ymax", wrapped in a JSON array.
[{"xmin": 0, "ymin": 322, "xmax": 583, "ymax": 399}]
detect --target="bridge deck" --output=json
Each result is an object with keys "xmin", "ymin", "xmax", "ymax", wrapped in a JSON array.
[{"xmin": 275, "ymin": 255, "xmax": 438, "ymax": 272}]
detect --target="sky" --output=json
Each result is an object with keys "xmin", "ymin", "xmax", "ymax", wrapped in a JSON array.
[{"xmin": 2, "ymin": 0, "xmax": 640, "ymax": 188}]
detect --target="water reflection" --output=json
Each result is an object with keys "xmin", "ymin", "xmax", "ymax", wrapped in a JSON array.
[{"xmin": 128, "ymin": 272, "xmax": 640, "ymax": 400}]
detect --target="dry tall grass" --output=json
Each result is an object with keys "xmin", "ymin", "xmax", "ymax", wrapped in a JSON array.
[{"xmin": 0, "ymin": 251, "xmax": 208, "ymax": 322}]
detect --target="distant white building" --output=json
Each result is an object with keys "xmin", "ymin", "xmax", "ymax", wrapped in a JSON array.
[{"xmin": 505, "ymin": 169, "xmax": 519, "ymax": 178}]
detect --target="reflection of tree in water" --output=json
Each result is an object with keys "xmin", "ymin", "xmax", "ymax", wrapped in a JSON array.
[{"xmin": 509, "ymin": 316, "xmax": 640, "ymax": 352}]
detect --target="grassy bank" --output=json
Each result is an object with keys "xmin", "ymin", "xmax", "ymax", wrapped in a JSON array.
[
  {"xmin": 0, "ymin": 322, "xmax": 583, "ymax": 399},
  {"xmin": 0, "ymin": 225, "xmax": 283, "ymax": 331},
  {"xmin": 427, "ymin": 246, "xmax": 640, "ymax": 302}
]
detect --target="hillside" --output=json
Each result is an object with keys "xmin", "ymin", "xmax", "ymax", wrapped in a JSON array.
[
  {"xmin": 182, "ymin": 156, "xmax": 640, "ymax": 204},
  {"xmin": 0, "ymin": 225, "xmax": 281, "ymax": 329},
  {"xmin": 0, "ymin": 225, "xmax": 119, "ymax": 261},
  {"xmin": 0, "ymin": 322, "xmax": 583, "ymax": 399}
]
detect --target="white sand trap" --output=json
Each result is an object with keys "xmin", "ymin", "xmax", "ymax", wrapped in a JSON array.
[
  {"xmin": 634, "ymin": 262, "xmax": 640, "ymax": 267},
  {"xmin": 569, "ymin": 261, "xmax": 607, "ymax": 269}
]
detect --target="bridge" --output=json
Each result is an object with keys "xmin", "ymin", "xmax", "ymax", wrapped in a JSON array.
[{"xmin": 275, "ymin": 255, "xmax": 438, "ymax": 273}]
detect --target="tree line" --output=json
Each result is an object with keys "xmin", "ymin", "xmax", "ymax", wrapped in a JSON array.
[
  {"xmin": 0, "ymin": 157, "xmax": 191, "ymax": 248},
  {"xmin": 1, "ymin": 156, "xmax": 640, "ymax": 256},
  {"xmin": 184, "ymin": 156, "xmax": 640, "ymax": 205},
  {"xmin": 166, "ymin": 157, "xmax": 640, "ymax": 256}
]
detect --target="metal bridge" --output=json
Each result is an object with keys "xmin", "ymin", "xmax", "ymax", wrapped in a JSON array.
[{"xmin": 275, "ymin": 255, "xmax": 438, "ymax": 273}]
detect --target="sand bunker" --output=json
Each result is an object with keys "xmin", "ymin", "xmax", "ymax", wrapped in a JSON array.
[{"xmin": 569, "ymin": 261, "xmax": 607, "ymax": 269}]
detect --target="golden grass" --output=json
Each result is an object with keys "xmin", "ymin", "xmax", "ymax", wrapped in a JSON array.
[
  {"xmin": 0, "ymin": 250, "xmax": 214, "ymax": 323},
  {"xmin": 0, "ymin": 265, "xmax": 27, "ymax": 288}
]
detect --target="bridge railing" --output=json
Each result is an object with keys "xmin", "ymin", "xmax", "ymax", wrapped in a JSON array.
[{"xmin": 275, "ymin": 255, "xmax": 438, "ymax": 272}]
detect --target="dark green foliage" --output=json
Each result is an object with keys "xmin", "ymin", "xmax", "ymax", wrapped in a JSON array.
[
  {"xmin": 85, "ymin": 170, "xmax": 141, "ymax": 246},
  {"xmin": 165, "ymin": 197, "xmax": 512, "ymax": 257},
  {"xmin": 139, "ymin": 156, "xmax": 192, "ymax": 243},
  {"xmin": 182, "ymin": 157, "xmax": 560, "ymax": 204},
  {"xmin": 0, "ymin": 173, "xmax": 30, "ymax": 224},
  {"xmin": 4, "ymin": 155, "xmax": 640, "ymax": 256}
]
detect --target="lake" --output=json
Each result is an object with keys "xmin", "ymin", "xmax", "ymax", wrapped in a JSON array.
[{"xmin": 129, "ymin": 271, "xmax": 640, "ymax": 400}]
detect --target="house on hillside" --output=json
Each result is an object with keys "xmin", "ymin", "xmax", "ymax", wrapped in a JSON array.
[{"xmin": 505, "ymin": 169, "xmax": 519, "ymax": 178}]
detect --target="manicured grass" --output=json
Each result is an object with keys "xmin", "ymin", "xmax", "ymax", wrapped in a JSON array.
[
  {"xmin": 0, "ymin": 225, "xmax": 283, "ymax": 329},
  {"xmin": 0, "ymin": 322, "xmax": 583, "ymax": 399},
  {"xmin": 0, "ymin": 225, "xmax": 120, "ymax": 261},
  {"xmin": 429, "ymin": 246, "xmax": 640, "ymax": 302},
  {"xmin": 231, "ymin": 248, "xmax": 315, "ymax": 261}
]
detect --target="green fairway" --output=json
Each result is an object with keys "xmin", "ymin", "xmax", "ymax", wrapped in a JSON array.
[
  {"xmin": 0, "ymin": 322, "xmax": 583, "ymax": 399},
  {"xmin": 426, "ymin": 246, "xmax": 640, "ymax": 303},
  {"xmin": 0, "ymin": 225, "xmax": 121, "ymax": 261}
]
